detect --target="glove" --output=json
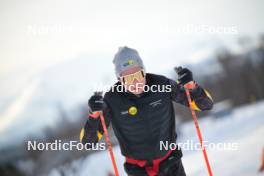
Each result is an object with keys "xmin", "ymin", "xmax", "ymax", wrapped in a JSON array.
[
  {"xmin": 177, "ymin": 67, "xmax": 193, "ymax": 85},
  {"xmin": 176, "ymin": 67, "xmax": 197, "ymax": 89},
  {"xmin": 88, "ymin": 92, "xmax": 104, "ymax": 114}
]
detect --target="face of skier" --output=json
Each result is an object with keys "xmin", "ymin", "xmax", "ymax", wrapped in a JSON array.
[{"xmin": 120, "ymin": 67, "xmax": 146, "ymax": 95}]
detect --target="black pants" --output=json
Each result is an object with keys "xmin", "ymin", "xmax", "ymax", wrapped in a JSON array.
[{"xmin": 124, "ymin": 150, "xmax": 186, "ymax": 176}]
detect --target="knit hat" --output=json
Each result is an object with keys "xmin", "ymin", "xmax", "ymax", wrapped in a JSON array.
[{"xmin": 113, "ymin": 46, "xmax": 144, "ymax": 77}]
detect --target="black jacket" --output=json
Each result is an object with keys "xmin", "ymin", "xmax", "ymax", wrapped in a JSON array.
[{"xmin": 81, "ymin": 73, "xmax": 213, "ymax": 160}]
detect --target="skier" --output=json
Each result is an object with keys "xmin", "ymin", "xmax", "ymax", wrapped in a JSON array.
[{"xmin": 80, "ymin": 46, "xmax": 213, "ymax": 176}]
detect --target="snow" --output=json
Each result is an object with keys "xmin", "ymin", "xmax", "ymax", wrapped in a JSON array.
[
  {"xmin": 180, "ymin": 101, "xmax": 264, "ymax": 176},
  {"xmin": 48, "ymin": 101, "xmax": 264, "ymax": 176}
]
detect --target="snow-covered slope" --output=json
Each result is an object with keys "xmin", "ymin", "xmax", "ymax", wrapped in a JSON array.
[
  {"xmin": 49, "ymin": 101, "xmax": 264, "ymax": 176},
  {"xmin": 180, "ymin": 101, "xmax": 264, "ymax": 176}
]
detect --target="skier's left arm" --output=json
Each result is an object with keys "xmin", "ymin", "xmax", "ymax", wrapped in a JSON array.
[{"xmin": 170, "ymin": 68, "xmax": 213, "ymax": 111}]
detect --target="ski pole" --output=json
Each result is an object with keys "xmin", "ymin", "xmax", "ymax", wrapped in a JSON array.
[
  {"xmin": 94, "ymin": 92, "xmax": 119, "ymax": 176},
  {"xmin": 99, "ymin": 111, "xmax": 119, "ymax": 176},
  {"xmin": 184, "ymin": 89, "xmax": 213, "ymax": 176},
  {"xmin": 176, "ymin": 67, "xmax": 213, "ymax": 176}
]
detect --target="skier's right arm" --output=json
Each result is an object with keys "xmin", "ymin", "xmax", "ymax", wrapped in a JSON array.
[{"xmin": 80, "ymin": 93, "xmax": 111, "ymax": 144}]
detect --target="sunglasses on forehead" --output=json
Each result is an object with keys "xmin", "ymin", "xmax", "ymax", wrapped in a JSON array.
[{"xmin": 120, "ymin": 70, "xmax": 145, "ymax": 84}]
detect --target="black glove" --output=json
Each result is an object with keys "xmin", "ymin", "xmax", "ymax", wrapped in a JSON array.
[
  {"xmin": 88, "ymin": 92, "xmax": 104, "ymax": 113},
  {"xmin": 176, "ymin": 67, "xmax": 193, "ymax": 85}
]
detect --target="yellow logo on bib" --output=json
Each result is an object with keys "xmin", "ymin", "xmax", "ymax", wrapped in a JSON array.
[{"xmin": 128, "ymin": 106, "xmax": 137, "ymax": 116}]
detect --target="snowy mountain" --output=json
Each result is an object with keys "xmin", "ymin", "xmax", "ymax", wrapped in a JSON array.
[{"xmin": 0, "ymin": 56, "xmax": 116, "ymax": 148}]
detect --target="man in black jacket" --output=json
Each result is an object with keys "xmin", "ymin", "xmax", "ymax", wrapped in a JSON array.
[{"xmin": 80, "ymin": 46, "xmax": 213, "ymax": 176}]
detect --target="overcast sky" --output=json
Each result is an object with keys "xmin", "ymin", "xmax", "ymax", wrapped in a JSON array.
[{"xmin": 1, "ymin": 0, "xmax": 264, "ymax": 77}]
